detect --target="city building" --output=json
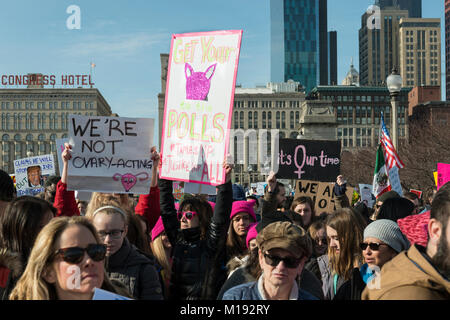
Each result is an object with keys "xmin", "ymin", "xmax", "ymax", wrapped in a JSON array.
[
  {"xmin": 446, "ymin": 0, "xmax": 450, "ymax": 100},
  {"xmin": 376, "ymin": 0, "xmax": 422, "ymax": 18},
  {"xmin": 308, "ymin": 85, "xmax": 411, "ymax": 149},
  {"xmin": 270, "ymin": 0, "xmax": 335, "ymax": 93},
  {"xmin": 408, "ymin": 85, "xmax": 441, "ymax": 115},
  {"xmin": 342, "ymin": 59, "xmax": 360, "ymax": 86},
  {"xmin": 0, "ymin": 76, "xmax": 113, "ymax": 174},
  {"xmin": 399, "ymin": 18, "xmax": 441, "ymax": 87},
  {"xmin": 359, "ymin": 7, "xmax": 409, "ymax": 86},
  {"xmin": 409, "ymin": 100, "xmax": 450, "ymax": 128},
  {"xmin": 328, "ymin": 31, "xmax": 338, "ymax": 85}
]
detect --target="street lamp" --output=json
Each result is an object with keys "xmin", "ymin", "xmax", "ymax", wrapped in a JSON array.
[{"xmin": 386, "ymin": 67, "xmax": 402, "ymax": 150}]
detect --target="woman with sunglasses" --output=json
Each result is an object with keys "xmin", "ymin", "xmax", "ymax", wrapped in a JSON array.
[
  {"xmin": 317, "ymin": 207, "xmax": 367, "ymax": 300},
  {"xmin": 9, "ymin": 216, "xmax": 129, "ymax": 300},
  {"xmin": 334, "ymin": 219, "xmax": 410, "ymax": 300},
  {"xmin": 0, "ymin": 196, "xmax": 55, "ymax": 300},
  {"xmin": 87, "ymin": 204, "xmax": 163, "ymax": 300},
  {"xmin": 159, "ymin": 159, "xmax": 234, "ymax": 300}
]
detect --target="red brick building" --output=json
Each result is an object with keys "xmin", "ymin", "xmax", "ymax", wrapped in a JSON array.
[{"xmin": 408, "ymin": 86, "xmax": 441, "ymax": 116}]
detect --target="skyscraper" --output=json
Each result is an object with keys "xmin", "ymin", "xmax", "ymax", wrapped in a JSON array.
[
  {"xmin": 375, "ymin": 0, "xmax": 422, "ymax": 18},
  {"xmin": 270, "ymin": 0, "xmax": 331, "ymax": 93},
  {"xmin": 359, "ymin": 7, "xmax": 408, "ymax": 86},
  {"xmin": 399, "ymin": 18, "xmax": 441, "ymax": 88},
  {"xmin": 328, "ymin": 31, "xmax": 338, "ymax": 85}
]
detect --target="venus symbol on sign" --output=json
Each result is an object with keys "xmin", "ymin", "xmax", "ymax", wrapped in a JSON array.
[{"xmin": 113, "ymin": 172, "xmax": 149, "ymax": 192}]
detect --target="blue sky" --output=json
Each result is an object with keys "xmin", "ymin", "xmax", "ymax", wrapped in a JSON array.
[{"xmin": 0, "ymin": 0, "xmax": 445, "ymax": 146}]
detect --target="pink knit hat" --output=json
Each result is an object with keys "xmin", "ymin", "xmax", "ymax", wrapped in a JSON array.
[
  {"xmin": 230, "ymin": 200, "xmax": 257, "ymax": 222},
  {"xmin": 246, "ymin": 223, "xmax": 258, "ymax": 249},
  {"xmin": 151, "ymin": 216, "xmax": 165, "ymax": 242},
  {"xmin": 208, "ymin": 201, "xmax": 216, "ymax": 211},
  {"xmin": 397, "ymin": 210, "xmax": 430, "ymax": 247}
]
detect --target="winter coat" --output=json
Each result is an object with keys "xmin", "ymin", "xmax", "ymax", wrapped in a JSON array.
[
  {"xmin": 362, "ymin": 245, "xmax": 450, "ymax": 300},
  {"xmin": 53, "ymin": 180, "xmax": 80, "ymax": 217},
  {"xmin": 317, "ymin": 254, "xmax": 346, "ymax": 300},
  {"xmin": 159, "ymin": 179, "xmax": 233, "ymax": 300},
  {"xmin": 0, "ymin": 249, "xmax": 24, "ymax": 300},
  {"xmin": 333, "ymin": 266, "xmax": 367, "ymax": 300},
  {"xmin": 106, "ymin": 238, "xmax": 163, "ymax": 300},
  {"xmin": 222, "ymin": 275, "xmax": 318, "ymax": 300}
]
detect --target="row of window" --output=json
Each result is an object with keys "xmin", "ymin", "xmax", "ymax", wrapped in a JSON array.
[
  {"xmin": 1, "ymin": 112, "xmax": 96, "ymax": 130},
  {"xmin": 234, "ymin": 111, "xmax": 301, "ymax": 130},
  {"xmin": 233, "ymin": 100, "xmax": 301, "ymax": 109},
  {"xmin": 0, "ymin": 101, "xmax": 95, "ymax": 110},
  {"xmin": 1, "ymin": 133, "xmax": 68, "ymax": 142},
  {"xmin": 320, "ymin": 95, "xmax": 407, "ymax": 102}
]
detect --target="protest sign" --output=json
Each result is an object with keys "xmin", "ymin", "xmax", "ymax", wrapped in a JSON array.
[
  {"xmin": 437, "ymin": 163, "xmax": 450, "ymax": 190},
  {"xmin": 14, "ymin": 154, "xmax": 55, "ymax": 196},
  {"xmin": 359, "ymin": 183, "xmax": 375, "ymax": 208},
  {"xmin": 295, "ymin": 180, "xmax": 354, "ymax": 214},
  {"xmin": 409, "ymin": 189, "xmax": 422, "ymax": 199},
  {"xmin": 160, "ymin": 30, "xmax": 242, "ymax": 186},
  {"xmin": 55, "ymin": 138, "xmax": 69, "ymax": 176},
  {"xmin": 184, "ymin": 182, "xmax": 217, "ymax": 195},
  {"xmin": 276, "ymin": 139, "xmax": 341, "ymax": 182},
  {"xmin": 173, "ymin": 181, "xmax": 184, "ymax": 201},
  {"xmin": 67, "ymin": 115, "xmax": 154, "ymax": 194},
  {"xmin": 92, "ymin": 288, "xmax": 132, "ymax": 300}
]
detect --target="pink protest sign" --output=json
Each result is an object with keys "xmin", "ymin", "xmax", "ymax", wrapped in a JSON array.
[
  {"xmin": 437, "ymin": 163, "xmax": 450, "ymax": 190},
  {"xmin": 160, "ymin": 30, "xmax": 242, "ymax": 186}
]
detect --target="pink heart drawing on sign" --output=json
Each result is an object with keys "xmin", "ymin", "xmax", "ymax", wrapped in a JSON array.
[{"xmin": 113, "ymin": 172, "xmax": 149, "ymax": 192}]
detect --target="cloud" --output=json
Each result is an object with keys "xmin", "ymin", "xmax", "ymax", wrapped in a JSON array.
[{"xmin": 60, "ymin": 32, "xmax": 167, "ymax": 58}]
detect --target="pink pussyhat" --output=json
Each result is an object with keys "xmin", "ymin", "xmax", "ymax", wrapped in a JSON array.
[
  {"xmin": 151, "ymin": 216, "xmax": 165, "ymax": 242},
  {"xmin": 208, "ymin": 201, "xmax": 216, "ymax": 211},
  {"xmin": 230, "ymin": 200, "xmax": 257, "ymax": 222},
  {"xmin": 246, "ymin": 223, "xmax": 259, "ymax": 249}
]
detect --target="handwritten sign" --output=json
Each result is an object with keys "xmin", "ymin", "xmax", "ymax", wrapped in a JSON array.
[
  {"xmin": 13, "ymin": 154, "xmax": 55, "ymax": 196},
  {"xmin": 359, "ymin": 183, "xmax": 375, "ymax": 208},
  {"xmin": 295, "ymin": 180, "xmax": 354, "ymax": 214},
  {"xmin": 276, "ymin": 139, "xmax": 341, "ymax": 182},
  {"xmin": 160, "ymin": 30, "xmax": 243, "ymax": 186},
  {"xmin": 184, "ymin": 182, "xmax": 217, "ymax": 195},
  {"xmin": 437, "ymin": 163, "xmax": 450, "ymax": 190},
  {"xmin": 67, "ymin": 115, "xmax": 154, "ymax": 194},
  {"xmin": 173, "ymin": 181, "xmax": 184, "ymax": 201}
]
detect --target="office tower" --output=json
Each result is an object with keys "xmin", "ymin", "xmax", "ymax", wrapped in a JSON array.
[
  {"xmin": 399, "ymin": 18, "xmax": 441, "ymax": 88},
  {"xmin": 270, "ymin": 0, "xmax": 330, "ymax": 93},
  {"xmin": 359, "ymin": 7, "xmax": 409, "ymax": 86},
  {"xmin": 375, "ymin": 0, "xmax": 422, "ymax": 18},
  {"xmin": 328, "ymin": 31, "xmax": 338, "ymax": 85}
]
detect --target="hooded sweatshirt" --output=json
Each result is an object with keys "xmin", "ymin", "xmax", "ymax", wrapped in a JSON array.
[{"xmin": 361, "ymin": 245, "xmax": 450, "ymax": 300}]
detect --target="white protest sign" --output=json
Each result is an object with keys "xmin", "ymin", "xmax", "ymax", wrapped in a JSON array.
[
  {"xmin": 160, "ymin": 30, "xmax": 242, "ymax": 186},
  {"xmin": 14, "ymin": 154, "xmax": 55, "ymax": 196},
  {"xmin": 55, "ymin": 138, "xmax": 69, "ymax": 176},
  {"xmin": 184, "ymin": 182, "xmax": 217, "ymax": 195},
  {"xmin": 67, "ymin": 115, "xmax": 154, "ymax": 194},
  {"xmin": 359, "ymin": 183, "xmax": 375, "ymax": 208}
]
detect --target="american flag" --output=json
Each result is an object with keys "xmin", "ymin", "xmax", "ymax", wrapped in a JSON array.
[{"xmin": 380, "ymin": 113, "xmax": 405, "ymax": 171}]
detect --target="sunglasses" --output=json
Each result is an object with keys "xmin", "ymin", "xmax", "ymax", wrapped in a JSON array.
[
  {"xmin": 54, "ymin": 244, "xmax": 107, "ymax": 264},
  {"xmin": 360, "ymin": 242, "xmax": 388, "ymax": 251},
  {"xmin": 177, "ymin": 211, "xmax": 198, "ymax": 221},
  {"xmin": 263, "ymin": 252, "xmax": 302, "ymax": 269}
]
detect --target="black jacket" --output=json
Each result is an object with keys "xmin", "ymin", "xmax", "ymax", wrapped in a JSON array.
[
  {"xmin": 106, "ymin": 238, "xmax": 163, "ymax": 300},
  {"xmin": 159, "ymin": 179, "xmax": 232, "ymax": 300},
  {"xmin": 333, "ymin": 267, "xmax": 366, "ymax": 300}
]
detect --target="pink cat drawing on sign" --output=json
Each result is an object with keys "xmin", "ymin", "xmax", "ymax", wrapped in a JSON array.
[{"xmin": 185, "ymin": 63, "xmax": 217, "ymax": 100}]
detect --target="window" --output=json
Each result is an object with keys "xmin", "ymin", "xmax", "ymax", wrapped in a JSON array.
[
  {"xmin": 262, "ymin": 112, "xmax": 266, "ymax": 129},
  {"xmin": 14, "ymin": 134, "xmax": 21, "ymax": 141},
  {"xmin": 276, "ymin": 111, "xmax": 280, "ymax": 129},
  {"xmin": 290, "ymin": 111, "xmax": 294, "ymax": 129},
  {"xmin": 239, "ymin": 111, "xmax": 244, "ymax": 128},
  {"xmin": 248, "ymin": 112, "xmax": 253, "ymax": 129},
  {"xmin": 267, "ymin": 111, "xmax": 272, "ymax": 129},
  {"xmin": 282, "ymin": 111, "xmax": 286, "ymax": 129},
  {"xmin": 38, "ymin": 134, "xmax": 45, "ymax": 141},
  {"xmin": 234, "ymin": 112, "xmax": 238, "ymax": 129},
  {"xmin": 253, "ymin": 111, "xmax": 257, "ymax": 129}
]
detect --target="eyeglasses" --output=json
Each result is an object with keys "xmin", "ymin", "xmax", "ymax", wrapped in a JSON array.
[
  {"xmin": 263, "ymin": 252, "xmax": 302, "ymax": 269},
  {"xmin": 54, "ymin": 244, "xmax": 107, "ymax": 264},
  {"xmin": 177, "ymin": 211, "xmax": 198, "ymax": 221},
  {"xmin": 98, "ymin": 229, "xmax": 124, "ymax": 240},
  {"xmin": 360, "ymin": 242, "xmax": 388, "ymax": 251}
]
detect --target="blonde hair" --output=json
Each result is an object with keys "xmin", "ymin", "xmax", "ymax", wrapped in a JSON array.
[
  {"xmin": 9, "ymin": 216, "xmax": 120, "ymax": 300},
  {"xmin": 150, "ymin": 234, "xmax": 171, "ymax": 298},
  {"xmin": 85, "ymin": 193, "xmax": 130, "ymax": 225}
]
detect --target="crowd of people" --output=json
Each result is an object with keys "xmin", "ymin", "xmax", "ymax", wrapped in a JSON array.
[{"xmin": 0, "ymin": 143, "xmax": 449, "ymax": 300}]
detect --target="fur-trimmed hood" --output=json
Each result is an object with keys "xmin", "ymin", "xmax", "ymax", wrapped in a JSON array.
[{"xmin": 0, "ymin": 248, "xmax": 24, "ymax": 278}]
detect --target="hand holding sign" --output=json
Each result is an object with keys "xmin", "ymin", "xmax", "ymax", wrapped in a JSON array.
[
  {"xmin": 223, "ymin": 154, "xmax": 234, "ymax": 183},
  {"xmin": 266, "ymin": 171, "xmax": 277, "ymax": 193}
]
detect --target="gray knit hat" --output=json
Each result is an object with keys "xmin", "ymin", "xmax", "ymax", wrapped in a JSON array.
[{"xmin": 363, "ymin": 219, "xmax": 410, "ymax": 253}]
